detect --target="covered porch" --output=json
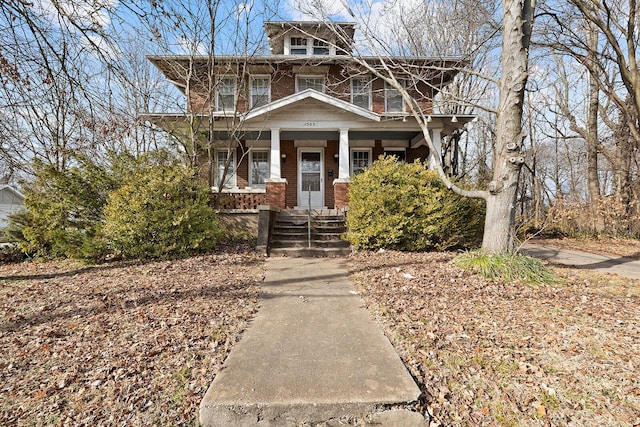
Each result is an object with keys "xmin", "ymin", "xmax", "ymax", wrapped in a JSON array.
[{"xmin": 144, "ymin": 90, "xmax": 473, "ymax": 211}]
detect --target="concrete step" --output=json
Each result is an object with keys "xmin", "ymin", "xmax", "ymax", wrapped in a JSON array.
[
  {"xmin": 269, "ymin": 247, "xmax": 352, "ymax": 257},
  {"xmin": 270, "ymin": 210, "xmax": 349, "ymax": 257},
  {"xmin": 271, "ymin": 239, "xmax": 351, "ymax": 249},
  {"xmin": 272, "ymin": 233, "xmax": 346, "ymax": 241}
]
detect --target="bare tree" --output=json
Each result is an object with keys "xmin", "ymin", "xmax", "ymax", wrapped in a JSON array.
[{"xmin": 289, "ymin": 0, "xmax": 535, "ymax": 253}]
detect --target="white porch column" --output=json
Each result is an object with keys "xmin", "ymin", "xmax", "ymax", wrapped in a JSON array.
[
  {"xmin": 429, "ymin": 128, "xmax": 442, "ymax": 170},
  {"xmin": 338, "ymin": 128, "xmax": 350, "ymax": 179},
  {"xmin": 269, "ymin": 128, "xmax": 281, "ymax": 179}
]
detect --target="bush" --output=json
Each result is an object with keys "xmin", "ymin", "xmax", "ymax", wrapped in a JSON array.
[
  {"xmin": 102, "ymin": 159, "xmax": 220, "ymax": 259},
  {"xmin": 7, "ymin": 158, "xmax": 116, "ymax": 259},
  {"xmin": 345, "ymin": 156, "xmax": 484, "ymax": 251}
]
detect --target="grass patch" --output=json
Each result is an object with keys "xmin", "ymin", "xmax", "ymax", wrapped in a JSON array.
[{"xmin": 455, "ymin": 251, "xmax": 560, "ymax": 284}]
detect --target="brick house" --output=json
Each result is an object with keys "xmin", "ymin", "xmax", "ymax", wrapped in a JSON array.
[{"xmin": 144, "ymin": 21, "xmax": 472, "ymax": 211}]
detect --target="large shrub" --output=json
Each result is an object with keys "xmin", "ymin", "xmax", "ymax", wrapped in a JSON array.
[
  {"xmin": 7, "ymin": 157, "xmax": 117, "ymax": 259},
  {"xmin": 345, "ymin": 156, "xmax": 484, "ymax": 251},
  {"xmin": 102, "ymin": 159, "xmax": 220, "ymax": 259}
]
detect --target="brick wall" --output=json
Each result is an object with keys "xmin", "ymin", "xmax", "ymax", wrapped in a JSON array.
[
  {"xmin": 280, "ymin": 140, "xmax": 297, "ymax": 208},
  {"xmin": 334, "ymin": 181, "xmax": 349, "ymax": 209},
  {"xmin": 324, "ymin": 141, "xmax": 339, "ymax": 208},
  {"xmin": 265, "ymin": 181, "xmax": 286, "ymax": 209},
  {"xmin": 183, "ymin": 62, "xmax": 434, "ymax": 115}
]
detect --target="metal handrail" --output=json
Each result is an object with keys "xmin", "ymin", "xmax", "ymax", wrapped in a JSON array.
[{"xmin": 307, "ymin": 184, "xmax": 312, "ymax": 249}]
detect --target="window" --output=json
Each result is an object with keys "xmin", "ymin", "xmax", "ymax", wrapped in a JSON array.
[
  {"xmin": 313, "ymin": 39, "xmax": 330, "ymax": 55},
  {"xmin": 250, "ymin": 76, "xmax": 270, "ymax": 108},
  {"xmin": 351, "ymin": 78, "xmax": 371, "ymax": 109},
  {"xmin": 250, "ymin": 150, "xmax": 270, "ymax": 187},
  {"xmin": 290, "ymin": 37, "xmax": 308, "ymax": 55},
  {"xmin": 288, "ymin": 36, "xmax": 333, "ymax": 55},
  {"xmin": 385, "ymin": 81, "xmax": 404, "ymax": 112},
  {"xmin": 296, "ymin": 75, "xmax": 325, "ymax": 93},
  {"xmin": 216, "ymin": 149, "xmax": 236, "ymax": 188},
  {"xmin": 351, "ymin": 149, "xmax": 371, "ymax": 175},
  {"xmin": 217, "ymin": 77, "xmax": 236, "ymax": 111}
]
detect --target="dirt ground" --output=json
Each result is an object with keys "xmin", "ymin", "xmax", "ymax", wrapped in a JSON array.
[
  {"xmin": 1, "ymin": 238, "xmax": 639, "ymax": 426},
  {"xmin": 0, "ymin": 243, "xmax": 263, "ymax": 426},
  {"xmin": 348, "ymin": 248, "xmax": 640, "ymax": 426}
]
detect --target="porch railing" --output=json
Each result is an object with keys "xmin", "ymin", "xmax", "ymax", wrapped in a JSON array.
[{"xmin": 211, "ymin": 189, "xmax": 267, "ymax": 210}]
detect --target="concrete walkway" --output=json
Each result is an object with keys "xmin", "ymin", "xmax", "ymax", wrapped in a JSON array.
[
  {"xmin": 199, "ymin": 257, "xmax": 422, "ymax": 426},
  {"xmin": 521, "ymin": 243, "xmax": 640, "ymax": 280}
]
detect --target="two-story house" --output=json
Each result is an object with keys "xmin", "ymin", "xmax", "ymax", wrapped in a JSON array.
[{"xmin": 144, "ymin": 21, "xmax": 472, "ymax": 211}]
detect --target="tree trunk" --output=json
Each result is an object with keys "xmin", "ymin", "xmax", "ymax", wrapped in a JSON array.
[
  {"xmin": 481, "ymin": 0, "xmax": 535, "ymax": 254},
  {"xmin": 585, "ymin": 22, "xmax": 601, "ymax": 207}
]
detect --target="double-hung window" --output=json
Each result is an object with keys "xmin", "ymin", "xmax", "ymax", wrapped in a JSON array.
[
  {"xmin": 385, "ymin": 80, "xmax": 404, "ymax": 113},
  {"xmin": 249, "ymin": 150, "xmax": 270, "ymax": 187},
  {"xmin": 351, "ymin": 77, "xmax": 371, "ymax": 109},
  {"xmin": 250, "ymin": 76, "xmax": 270, "ymax": 108},
  {"xmin": 217, "ymin": 77, "xmax": 236, "ymax": 111},
  {"xmin": 216, "ymin": 149, "xmax": 236, "ymax": 188},
  {"xmin": 296, "ymin": 75, "xmax": 325, "ymax": 93},
  {"xmin": 351, "ymin": 149, "xmax": 371, "ymax": 175}
]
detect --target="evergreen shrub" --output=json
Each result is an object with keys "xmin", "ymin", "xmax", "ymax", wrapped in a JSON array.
[
  {"xmin": 345, "ymin": 156, "xmax": 484, "ymax": 251},
  {"xmin": 102, "ymin": 158, "xmax": 220, "ymax": 259},
  {"xmin": 8, "ymin": 158, "xmax": 116, "ymax": 259}
]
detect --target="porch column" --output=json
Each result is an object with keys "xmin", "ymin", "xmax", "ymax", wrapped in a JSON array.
[
  {"xmin": 266, "ymin": 127, "xmax": 287, "ymax": 209},
  {"xmin": 338, "ymin": 128, "xmax": 350, "ymax": 179},
  {"xmin": 334, "ymin": 128, "xmax": 351, "ymax": 209},
  {"xmin": 429, "ymin": 128, "xmax": 442, "ymax": 170},
  {"xmin": 269, "ymin": 128, "xmax": 281, "ymax": 179}
]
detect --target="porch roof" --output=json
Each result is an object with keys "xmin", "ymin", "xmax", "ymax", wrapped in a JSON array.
[{"xmin": 244, "ymin": 89, "xmax": 380, "ymax": 122}]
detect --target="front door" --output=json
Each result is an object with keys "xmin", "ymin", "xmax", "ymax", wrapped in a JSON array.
[{"xmin": 298, "ymin": 149, "xmax": 324, "ymax": 208}]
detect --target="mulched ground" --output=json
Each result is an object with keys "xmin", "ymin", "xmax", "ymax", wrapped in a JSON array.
[
  {"xmin": 348, "ymin": 250, "xmax": 640, "ymax": 426},
  {"xmin": 0, "ymin": 243, "xmax": 263, "ymax": 426}
]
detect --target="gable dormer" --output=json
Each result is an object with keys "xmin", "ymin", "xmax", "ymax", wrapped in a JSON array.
[{"xmin": 263, "ymin": 21, "xmax": 356, "ymax": 56}]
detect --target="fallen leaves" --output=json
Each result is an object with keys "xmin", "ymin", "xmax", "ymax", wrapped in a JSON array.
[
  {"xmin": 348, "ymin": 250, "xmax": 640, "ymax": 426},
  {"xmin": 0, "ymin": 243, "xmax": 263, "ymax": 425}
]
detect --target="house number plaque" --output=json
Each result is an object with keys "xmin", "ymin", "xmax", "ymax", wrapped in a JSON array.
[{"xmin": 303, "ymin": 122, "xmax": 317, "ymax": 127}]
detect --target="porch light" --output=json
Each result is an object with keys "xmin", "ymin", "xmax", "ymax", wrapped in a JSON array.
[
  {"xmin": 334, "ymin": 153, "xmax": 339, "ymax": 163},
  {"xmin": 426, "ymin": 115, "xmax": 432, "ymax": 122},
  {"xmin": 451, "ymin": 116, "xmax": 458, "ymax": 123},
  {"xmin": 281, "ymin": 153, "xmax": 287, "ymax": 162}
]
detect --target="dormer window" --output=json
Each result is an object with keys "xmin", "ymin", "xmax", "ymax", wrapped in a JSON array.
[
  {"xmin": 286, "ymin": 36, "xmax": 334, "ymax": 55},
  {"xmin": 290, "ymin": 37, "xmax": 307, "ymax": 55},
  {"xmin": 313, "ymin": 40, "xmax": 329, "ymax": 55}
]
